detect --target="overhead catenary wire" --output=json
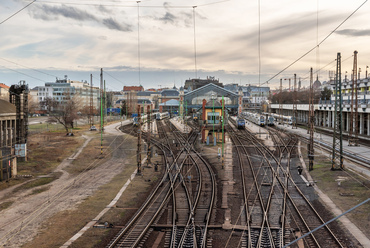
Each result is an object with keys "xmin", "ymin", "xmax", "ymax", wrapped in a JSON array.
[
  {"xmin": 193, "ymin": 6, "xmax": 198, "ymax": 79},
  {"xmin": 265, "ymin": 0, "xmax": 368, "ymax": 85},
  {"xmin": 0, "ymin": 57, "xmax": 61, "ymax": 79},
  {"xmin": 0, "ymin": 65, "xmax": 47, "ymax": 83},
  {"xmin": 137, "ymin": 1, "xmax": 141, "ymax": 86},
  {"xmin": 0, "ymin": 0, "xmax": 36, "ymax": 25}
]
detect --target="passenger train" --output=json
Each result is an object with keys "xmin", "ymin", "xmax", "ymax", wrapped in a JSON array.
[
  {"xmin": 236, "ymin": 117, "xmax": 245, "ymax": 129},
  {"xmin": 133, "ymin": 113, "xmax": 156, "ymax": 127},
  {"xmin": 269, "ymin": 113, "xmax": 294, "ymax": 125},
  {"xmin": 243, "ymin": 112, "xmax": 265, "ymax": 127},
  {"xmin": 155, "ymin": 112, "xmax": 170, "ymax": 120}
]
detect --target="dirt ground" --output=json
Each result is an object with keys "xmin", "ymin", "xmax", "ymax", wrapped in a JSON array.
[
  {"xmin": 301, "ymin": 146, "xmax": 370, "ymax": 240},
  {"xmin": 0, "ymin": 122, "xmax": 144, "ymax": 247}
]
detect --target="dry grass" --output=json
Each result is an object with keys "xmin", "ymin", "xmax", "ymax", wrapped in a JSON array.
[
  {"xmin": 12, "ymin": 174, "xmax": 59, "ymax": 194},
  {"xmin": 0, "ymin": 132, "xmax": 84, "ymax": 191},
  {"xmin": 22, "ymin": 131, "xmax": 163, "ymax": 248},
  {"xmin": 303, "ymin": 147, "xmax": 370, "ymax": 239},
  {"xmin": 0, "ymin": 201, "xmax": 13, "ymax": 212},
  {"xmin": 66, "ymin": 135, "xmax": 111, "ymax": 175}
]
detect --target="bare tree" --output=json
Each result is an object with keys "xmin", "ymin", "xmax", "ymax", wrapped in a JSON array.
[
  {"xmin": 47, "ymin": 91, "xmax": 82, "ymax": 133},
  {"xmin": 28, "ymin": 94, "xmax": 39, "ymax": 115}
]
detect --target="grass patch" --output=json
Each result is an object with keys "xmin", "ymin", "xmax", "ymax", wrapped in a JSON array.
[
  {"xmin": 30, "ymin": 185, "xmax": 51, "ymax": 195},
  {"xmin": 12, "ymin": 176, "xmax": 57, "ymax": 194},
  {"xmin": 66, "ymin": 136, "xmax": 112, "ymax": 175},
  {"xmin": 17, "ymin": 132, "xmax": 84, "ymax": 176},
  {"xmin": 303, "ymin": 145, "xmax": 370, "ymax": 239},
  {"xmin": 0, "ymin": 201, "xmax": 13, "ymax": 211}
]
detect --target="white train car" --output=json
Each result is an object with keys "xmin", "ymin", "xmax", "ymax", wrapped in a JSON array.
[
  {"xmin": 155, "ymin": 112, "xmax": 170, "ymax": 120},
  {"xmin": 245, "ymin": 112, "xmax": 265, "ymax": 127},
  {"xmin": 270, "ymin": 113, "xmax": 294, "ymax": 125}
]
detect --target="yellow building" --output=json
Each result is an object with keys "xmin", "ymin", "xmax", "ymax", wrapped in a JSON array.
[{"xmin": 200, "ymin": 99, "xmax": 226, "ymax": 143}]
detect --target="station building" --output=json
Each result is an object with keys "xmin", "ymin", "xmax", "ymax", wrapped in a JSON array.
[
  {"xmin": 180, "ymin": 83, "xmax": 243, "ymax": 142},
  {"xmin": 270, "ymin": 77, "xmax": 370, "ymax": 136},
  {"xmin": 0, "ymin": 99, "xmax": 18, "ymax": 181}
]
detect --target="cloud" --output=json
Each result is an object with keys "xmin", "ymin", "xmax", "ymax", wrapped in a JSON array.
[
  {"xmin": 233, "ymin": 12, "xmax": 342, "ymax": 47},
  {"xmin": 149, "ymin": 2, "xmax": 205, "ymax": 28},
  {"xmin": 30, "ymin": 4, "xmax": 98, "ymax": 22},
  {"xmin": 102, "ymin": 18, "xmax": 132, "ymax": 31},
  {"xmin": 97, "ymin": 5, "xmax": 112, "ymax": 14},
  {"xmin": 335, "ymin": 29, "xmax": 370, "ymax": 37},
  {"xmin": 158, "ymin": 12, "xmax": 177, "ymax": 24},
  {"xmin": 28, "ymin": 3, "xmax": 132, "ymax": 32}
]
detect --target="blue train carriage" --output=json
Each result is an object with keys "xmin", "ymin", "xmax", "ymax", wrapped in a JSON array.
[
  {"xmin": 133, "ymin": 116, "xmax": 139, "ymax": 127},
  {"xmin": 236, "ymin": 117, "xmax": 245, "ymax": 129},
  {"xmin": 193, "ymin": 112, "xmax": 199, "ymax": 121},
  {"xmin": 259, "ymin": 115, "xmax": 265, "ymax": 126},
  {"xmin": 267, "ymin": 115, "xmax": 275, "ymax": 126}
]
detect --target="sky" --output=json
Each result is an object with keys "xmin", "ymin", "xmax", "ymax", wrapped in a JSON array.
[{"xmin": 0, "ymin": 0, "xmax": 370, "ymax": 91}]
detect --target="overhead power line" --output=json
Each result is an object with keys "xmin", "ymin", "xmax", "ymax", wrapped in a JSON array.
[
  {"xmin": 265, "ymin": 0, "xmax": 368, "ymax": 84},
  {"xmin": 0, "ymin": 0, "xmax": 37, "ymax": 25},
  {"xmin": 0, "ymin": 65, "xmax": 47, "ymax": 83},
  {"xmin": 0, "ymin": 57, "xmax": 60, "ymax": 78}
]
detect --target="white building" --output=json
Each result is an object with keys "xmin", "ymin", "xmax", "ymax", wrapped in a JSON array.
[{"xmin": 37, "ymin": 78, "xmax": 100, "ymax": 110}]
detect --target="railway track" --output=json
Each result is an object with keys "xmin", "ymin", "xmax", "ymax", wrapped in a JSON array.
[
  {"xmin": 228, "ymin": 118, "xmax": 344, "ymax": 247},
  {"xmin": 110, "ymin": 119, "xmax": 216, "ymax": 247}
]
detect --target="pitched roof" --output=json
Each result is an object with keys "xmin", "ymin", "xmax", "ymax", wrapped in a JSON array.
[
  {"xmin": 159, "ymin": 99, "xmax": 179, "ymax": 106},
  {"xmin": 123, "ymin": 86, "xmax": 144, "ymax": 92},
  {"xmin": 0, "ymin": 99, "xmax": 16, "ymax": 114},
  {"xmin": 161, "ymin": 89, "xmax": 179, "ymax": 97},
  {"xmin": 0, "ymin": 83, "xmax": 10, "ymax": 89}
]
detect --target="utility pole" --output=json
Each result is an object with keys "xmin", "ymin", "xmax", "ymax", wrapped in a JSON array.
[
  {"xmin": 100, "ymin": 69, "xmax": 104, "ymax": 128},
  {"xmin": 100, "ymin": 69, "xmax": 104, "ymax": 157},
  {"xmin": 137, "ymin": 105, "xmax": 142, "ymax": 175},
  {"xmin": 90, "ymin": 74, "xmax": 93, "ymax": 127},
  {"xmin": 349, "ymin": 50, "xmax": 359, "ymax": 146},
  {"xmin": 279, "ymin": 79, "xmax": 283, "ymax": 125},
  {"xmin": 292, "ymin": 74, "xmax": 298, "ymax": 129},
  {"xmin": 332, "ymin": 53, "xmax": 344, "ymax": 170},
  {"xmin": 104, "ymin": 80, "xmax": 106, "ymax": 124},
  {"xmin": 221, "ymin": 96, "xmax": 224, "ymax": 169},
  {"xmin": 308, "ymin": 68, "xmax": 315, "ymax": 171},
  {"xmin": 146, "ymin": 105, "xmax": 152, "ymax": 167}
]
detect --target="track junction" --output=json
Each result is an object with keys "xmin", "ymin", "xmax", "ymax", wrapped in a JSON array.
[{"xmin": 107, "ymin": 116, "xmax": 362, "ymax": 248}]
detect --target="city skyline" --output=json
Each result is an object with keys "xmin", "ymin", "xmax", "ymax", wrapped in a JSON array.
[{"xmin": 1, "ymin": 0, "xmax": 369, "ymax": 90}]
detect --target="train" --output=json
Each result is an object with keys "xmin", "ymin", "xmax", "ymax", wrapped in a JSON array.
[
  {"xmin": 155, "ymin": 112, "xmax": 170, "ymax": 120},
  {"xmin": 193, "ymin": 112, "xmax": 199, "ymax": 121},
  {"xmin": 269, "ymin": 113, "xmax": 294, "ymax": 125},
  {"xmin": 133, "ymin": 113, "xmax": 151, "ymax": 127},
  {"xmin": 260, "ymin": 113, "xmax": 275, "ymax": 126},
  {"xmin": 236, "ymin": 117, "xmax": 245, "ymax": 129},
  {"xmin": 267, "ymin": 115, "xmax": 275, "ymax": 126},
  {"xmin": 243, "ymin": 112, "xmax": 265, "ymax": 127}
]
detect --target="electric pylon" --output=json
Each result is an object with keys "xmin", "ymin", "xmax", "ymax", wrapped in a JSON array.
[
  {"xmin": 349, "ymin": 50, "xmax": 359, "ymax": 146},
  {"xmin": 332, "ymin": 53, "xmax": 344, "ymax": 170},
  {"xmin": 308, "ymin": 68, "xmax": 315, "ymax": 171}
]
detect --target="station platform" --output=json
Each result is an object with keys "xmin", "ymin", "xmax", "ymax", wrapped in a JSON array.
[
  {"xmin": 273, "ymin": 122, "xmax": 370, "ymax": 178},
  {"xmin": 169, "ymin": 117, "xmax": 191, "ymax": 133}
]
